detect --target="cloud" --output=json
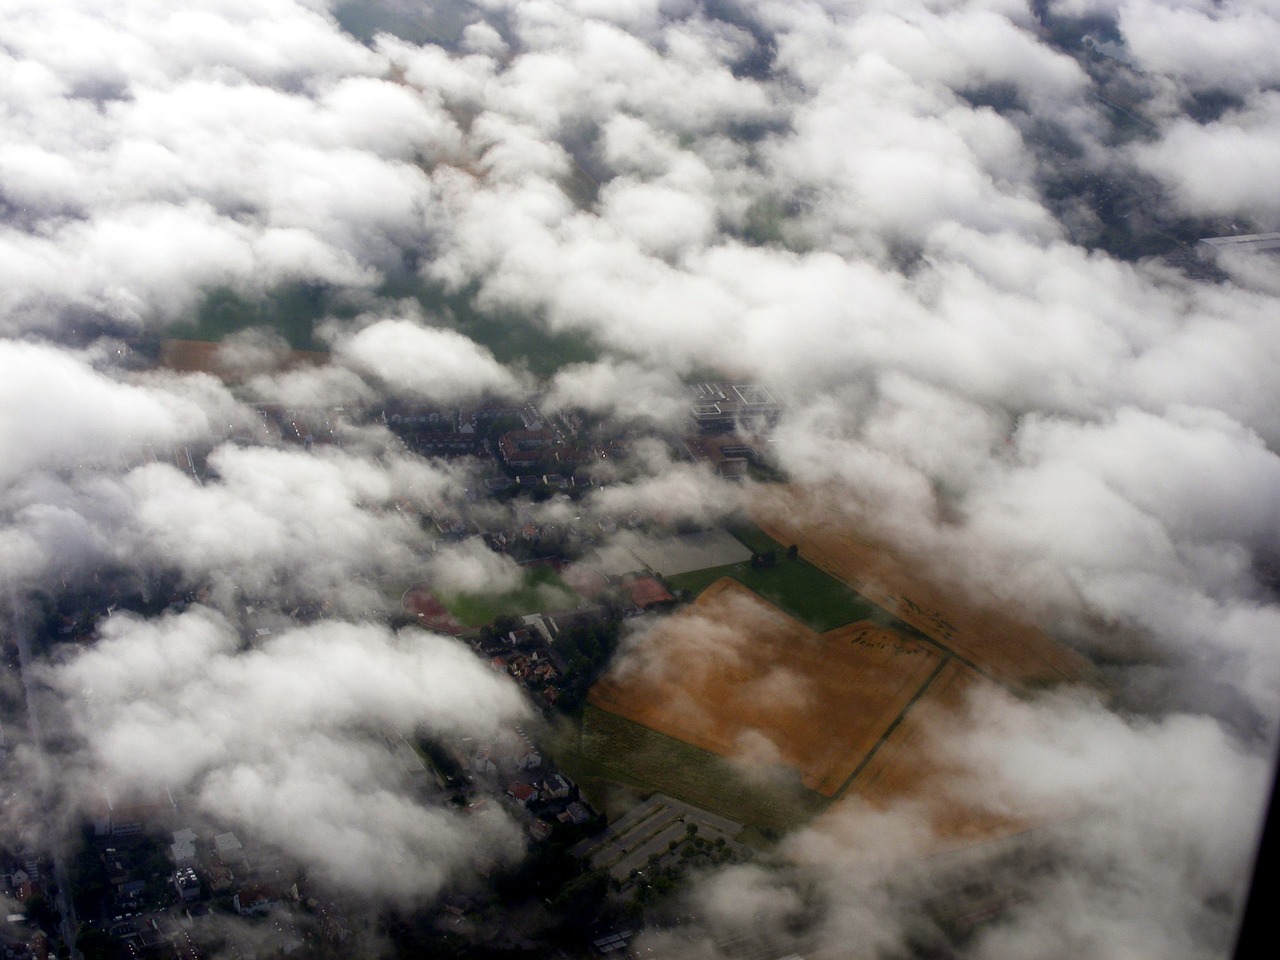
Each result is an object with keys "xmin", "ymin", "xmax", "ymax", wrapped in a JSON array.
[
  {"xmin": 545, "ymin": 358, "xmax": 688, "ymax": 426},
  {"xmin": 119, "ymin": 442, "xmax": 470, "ymax": 614},
  {"xmin": 44, "ymin": 606, "xmax": 530, "ymax": 903},
  {"xmin": 1131, "ymin": 92, "xmax": 1280, "ymax": 223},
  {"xmin": 0, "ymin": 339, "xmax": 224, "ymax": 484},
  {"xmin": 334, "ymin": 317, "xmax": 525, "ymax": 403},
  {"xmin": 0, "ymin": 0, "xmax": 1279, "ymax": 949},
  {"xmin": 420, "ymin": 536, "xmax": 525, "ymax": 597}
]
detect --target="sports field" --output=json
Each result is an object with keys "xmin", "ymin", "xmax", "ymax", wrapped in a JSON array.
[
  {"xmin": 751, "ymin": 486, "xmax": 1093, "ymax": 688},
  {"xmin": 590, "ymin": 579, "xmax": 945, "ymax": 797},
  {"xmin": 441, "ymin": 564, "xmax": 579, "ymax": 627}
]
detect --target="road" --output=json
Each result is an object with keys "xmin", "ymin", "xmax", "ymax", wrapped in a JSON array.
[{"xmin": 7, "ymin": 581, "xmax": 81, "ymax": 959}]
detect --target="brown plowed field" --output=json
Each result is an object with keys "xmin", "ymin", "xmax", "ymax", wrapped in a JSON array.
[
  {"xmin": 590, "ymin": 579, "xmax": 942, "ymax": 796},
  {"xmin": 752, "ymin": 485, "xmax": 1091, "ymax": 688}
]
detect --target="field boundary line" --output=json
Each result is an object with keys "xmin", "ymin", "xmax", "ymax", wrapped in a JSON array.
[
  {"xmin": 771, "ymin": 539, "xmax": 1002, "ymax": 686},
  {"xmin": 829, "ymin": 654, "xmax": 953, "ymax": 802}
]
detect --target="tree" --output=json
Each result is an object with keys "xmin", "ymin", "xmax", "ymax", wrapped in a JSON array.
[{"xmin": 76, "ymin": 927, "xmax": 118, "ymax": 960}]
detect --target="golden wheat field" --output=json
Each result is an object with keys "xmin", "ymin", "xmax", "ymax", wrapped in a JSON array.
[{"xmin": 589, "ymin": 578, "xmax": 943, "ymax": 796}]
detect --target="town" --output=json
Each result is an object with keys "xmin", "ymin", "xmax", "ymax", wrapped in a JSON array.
[{"xmin": 1, "ymin": 379, "xmax": 786, "ymax": 960}]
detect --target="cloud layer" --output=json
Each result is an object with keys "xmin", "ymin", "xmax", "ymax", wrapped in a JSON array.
[{"xmin": 0, "ymin": 0, "xmax": 1278, "ymax": 956}]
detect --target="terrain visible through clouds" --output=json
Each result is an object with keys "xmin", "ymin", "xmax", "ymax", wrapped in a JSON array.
[{"xmin": 1, "ymin": 2, "xmax": 1278, "ymax": 959}]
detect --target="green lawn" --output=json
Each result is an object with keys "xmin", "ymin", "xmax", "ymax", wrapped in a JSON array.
[
  {"xmin": 441, "ymin": 565, "xmax": 579, "ymax": 628},
  {"xmin": 667, "ymin": 526, "xmax": 892, "ymax": 632},
  {"xmin": 555, "ymin": 706, "xmax": 827, "ymax": 833}
]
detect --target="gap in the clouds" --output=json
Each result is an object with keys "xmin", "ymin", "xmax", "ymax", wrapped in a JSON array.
[
  {"xmin": 701, "ymin": 0, "xmax": 779, "ymax": 81},
  {"xmin": 379, "ymin": 274, "xmax": 602, "ymax": 379},
  {"xmin": 331, "ymin": 0, "xmax": 478, "ymax": 47},
  {"xmin": 1032, "ymin": 1, "xmax": 1124, "ymax": 52},
  {"xmin": 180, "ymin": 283, "xmax": 345, "ymax": 352},
  {"xmin": 1181, "ymin": 88, "xmax": 1249, "ymax": 125},
  {"xmin": 168, "ymin": 275, "xmax": 602, "ymax": 379}
]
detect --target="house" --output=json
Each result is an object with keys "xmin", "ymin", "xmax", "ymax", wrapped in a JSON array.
[
  {"xmin": 170, "ymin": 828, "xmax": 197, "ymax": 864},
  {"xmin": 540, "ymin": 773, "xmax": 572, "ymax": 800},
  {"xmin": 473, "ymin": 746, "xmax": 497, "ymax": 776},
  {"xmin": 560, "ymin": 801, "xmax": 592, "ymax": 825},
  {"xmin": 174, "ymin": 867, "xmax": 200, "ymax": 902},
  {"xmin": 233, "ymin": 887, "xmax": 276, "ymax": 916},
  {"xmin": 205, "ymin": 859, "xmax": 235, "ymax": 893},
  {"xmin": 506, "ymin": 782, "xmax": 539, "ymax": 807},
  {"xmin": 515, "ymin": 743, "xmax": 542, "ymax": 770}
]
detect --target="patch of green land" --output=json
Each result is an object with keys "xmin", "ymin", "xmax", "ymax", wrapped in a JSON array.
[
  {"xmin": 442, "ymin": 565, "xmax": 578, "ymax": 628},
  {"xmin": 179, "ymin": 284, "xmax": 345, "ymax": 351},
  {"xmin": 555, "ymin": 705, "xmax": 827, "ymax": 833},
  {"xmin": 666, "ymin": 525, "xmax": 893, "ymax": 632},
  {"xmin": 384, "ymin": 278, "xmax": 599, "ymax": 379},
  {"xmin": 179, "ymin": 276, "xmax": 599, "ymax": 378}
]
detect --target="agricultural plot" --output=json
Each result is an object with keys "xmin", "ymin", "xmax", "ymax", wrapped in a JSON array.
[
  {"xmin": 158, "ymin": 338, "xmax": 328, "ymax": 380},
  {"xmin": 751, "ymin": 486, "xmax": 1094, "ymax": 688},
  {"xmin": 666, "ymin": 529, "xmax": 888, "ymax": 632},
  {"xmin": 589, "ymin": 579, "xmax": 944, "ymax": 798},
  {"xmin": 816, "ymin": 660, "xmax": 1035, "ymax": 851},
  {"xmin": 567, "ymin": 704, "xmax": 827, "ymax": 832}
]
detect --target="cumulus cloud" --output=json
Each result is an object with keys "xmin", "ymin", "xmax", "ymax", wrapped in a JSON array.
[
  {"xmin": 43, "ymin": 607, "xmax": 529, "ymax": 902},
  {"xmin": 545, "ymin": 358, "xmax": 689, "ymax": 426},
  {"xmin": 1, "ymin": 0, "xmax": 1279, "ymax": 951},
  {"xmin": 0, "ymin": 340, "xmax": 220, "ymax": 484},
  {"xmin": 420, "ymin": 536, "xmax": 525, "ymax": 597},
  {"xmin": 124, "ymin": 443, "xmax": 454, "ymax": 611},
  {"xmin": 334, "ymin": 316, "xmax": 525, "ymax": 403}
]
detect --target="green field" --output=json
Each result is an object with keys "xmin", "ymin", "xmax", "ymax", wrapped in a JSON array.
[
  {"xmin": 378, "ymin": 276, "xmax": 600, "ymax": 378},
  {"xmin": 177, "ymin": 276, "xmax": 599, "ymax": 378},
  {"xmin": 178, "ymin": 284, "xmax": 343, "ymax": 351},
  {"xmin": 554, "ymin": 705, "xmax": 828, "ymax": 832},
  {"xmin": 666, "ymin": 526, "xmax": 892, "ymax": 632},
  {"xmin": 442, "ymin": 565, "xmax": 578, "ymax": 628}
]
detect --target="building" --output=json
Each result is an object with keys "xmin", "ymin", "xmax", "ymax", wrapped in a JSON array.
[
  {"xmin": 540, "ymin": 773, "xmax": 573, "ymax": 800},
  {"xmin": 1198, "ymin": 232, "xmax": 1280, "ymax": 253},
  {"xmin": 507, "ymin": 782, "xmax": 539, "ymax": 807},
  {"xmin": 170, "ymin": 828, "xmax": 197, "ymax": 864},
  {"xmin": 687, "ymin": 382, "xmax": 781, "ymax": 434},
  {"xmin": 174, "ymin": 867, "xmax": 200, "ymax": 902}
]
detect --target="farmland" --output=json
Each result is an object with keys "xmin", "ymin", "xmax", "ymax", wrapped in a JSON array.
[
  {"xmin": 581, "ymin": 491, "xmax": 1094, "ymax": 852},
  {"xmin": 815, "ymin": 659, "xmax": 1037, "ymax": 850},
  {"xmin": 665, "ymin": 526, "xmax": 890, "ymax": 632},
  {"xmin": 589, "ymin": 579, "xmax": 948, "ymax": 798},
  {"xmin": 560, "ymin": 703, "xmax": 827, "ymax": 832},
  {"xmin": 751, "ymin": 485, "xmax": 1094, "ymax": 688},
  {"xmin": 158, "ymin": 338, "xmax": 328, "ymax": 379}
]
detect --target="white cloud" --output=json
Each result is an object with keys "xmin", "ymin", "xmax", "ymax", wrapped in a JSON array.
[
  {"xmin": 335, "ymin": 317, "xmax": 524, "ymax": 402},
  {"xmin": 46, "ymin": 606, "xmax": 530, "ymax": 901}
]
